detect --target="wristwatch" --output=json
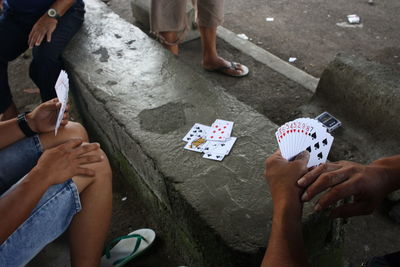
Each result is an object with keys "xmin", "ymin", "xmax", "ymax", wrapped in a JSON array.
[
  {"xmin": 17, "ymin": 112, "xmax": 37, "ymax": 137},
  {"xmin": 47, "ymin": 8, "xmax": 61, "ymax": 20}
]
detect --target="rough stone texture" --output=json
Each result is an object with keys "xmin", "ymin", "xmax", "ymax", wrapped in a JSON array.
[
  {"xmin": 131, "ymin": 0, "xmax": 200, "ymax": 43},
  {"xmin": 301, "ymin": 54, "xmax": 400, "ymax": 164},
  {"xmin": 64, "ymin": 1, "xmax": 342, "ymax": 266}
]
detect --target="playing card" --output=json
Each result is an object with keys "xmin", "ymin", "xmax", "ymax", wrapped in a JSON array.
[
  {"xmin": 202, "ymin": 151, "xmax": 226, "ymax": 161},
  {"xmin": 206, "ymin": 119, "xmax": 234, "ymax": 141},
  {"xmin": 276, "ymin": 118, "xmax": 334, "ymax": 167},
  {"xmin": 184, "ymin": 137, "xmax": 207, "ymax": 153},
  {"xmin": 182, "ymin": 123, "xmax": 210, "ymax": 143},
  {"xmin": 54, "ymin": 70, "xmax": 69, "ymax": 136},
  {"xmin": 203, "ymin": 137, "xmax": 237, "ymax": 155}
]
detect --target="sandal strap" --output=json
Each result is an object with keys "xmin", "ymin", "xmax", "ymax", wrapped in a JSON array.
[
  {"xmin": 103, "ymin": 233, "xmax": 147, "ymax": 259},
  {"xmin": 113, "ymin": 237, "xmax": 142, "ymax": 265}
]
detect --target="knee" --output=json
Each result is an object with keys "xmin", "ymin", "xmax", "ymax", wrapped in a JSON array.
[
  {"xmin": 41, "ymin": 122, "xmax": 89, "ymax": 150},
  {"xmin": 63, "ymin": 122, "xmax": 89, "ymax": 142},
  {"xmin": 90, "ymin": 148, "xmax": 112, "ymax": 185}
]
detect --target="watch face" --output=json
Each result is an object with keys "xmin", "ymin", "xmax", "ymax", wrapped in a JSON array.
[{"xmin": 48, "ymin": 9, "xmax": 57, "ymax": 17}]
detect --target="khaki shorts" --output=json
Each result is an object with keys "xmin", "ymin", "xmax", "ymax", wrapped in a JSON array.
[{"xmin": 150, "ymin": 0, "xmax": 224, "ymax": 44}]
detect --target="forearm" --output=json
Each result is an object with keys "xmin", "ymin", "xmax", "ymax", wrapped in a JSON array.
[
  {"xmin": 370, "ymin": 155, "xmax": 400, "ymax": 192},
  {"xmin": 0, "ymin": 169, "xmax": 49, "ymax": 244},
  {"xmin": 0, "ymin": 119, "xmax": 25, "ymax": 149},
  {"xmin": 261, "ymin": 200, "xmax": 308, "ymax": 267}
]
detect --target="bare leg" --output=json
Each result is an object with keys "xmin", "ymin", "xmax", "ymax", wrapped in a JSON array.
[
  {"xmin": 39, "ymin": 122, "xmax": 89, "ymax": 150},
  {"xmin": 70, "ymin": 149, "xmax": 112, "ymax": 267},
  {"xmin": 1, "ymin": 102, "xmax": 18, "ymax": 121},
  {"xmin": 39, "ymin": 122, "xmax": 112, "ymax": 266},
  {"xmin": 199, "ymin": 26, "xmax": 247, "ymax": 76},
  {"xmin": 159, "ymin": 31, "xmax": 179, "ymax": 55}
]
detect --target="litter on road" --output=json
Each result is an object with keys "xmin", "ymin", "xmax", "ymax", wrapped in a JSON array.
[
  {"xmin": 266, "ymin": 17, "xmax": 274, "ymax": 22},
  {"xmin": 347, "ymin": 14, "xmax": 361, "ymax": 24},
  {"xmin": 237, "ymin": 33, "xmax": 249, "ymax": 40},
  {"xmin": 288, "ymin": 57, "xmax": 297, "ymax": 63}
]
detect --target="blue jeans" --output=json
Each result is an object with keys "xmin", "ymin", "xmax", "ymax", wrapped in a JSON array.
[
  {"xmin": 0, "ymin": 136, "xmax": 81, "ymax": 266},
  {"xmin": 0, "ymin": 1, "xmax": 85, "ymax": 112}
]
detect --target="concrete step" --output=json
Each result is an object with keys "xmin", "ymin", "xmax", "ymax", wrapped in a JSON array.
[{"xmin": 63, "ymin": 0, "xmax": 342, "ymax": 266}]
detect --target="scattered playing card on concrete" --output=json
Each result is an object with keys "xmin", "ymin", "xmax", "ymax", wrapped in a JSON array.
[
  {"xmin": 266, "ymin": 17, "xmax": 274, "ymax": 22},
  {"xmin": 55, "ymin": 70, "xmax": 69, "ymax": 136},
  {"xmin": 182, "ymin": 120, "xmax": 237, "ymax": 161}
]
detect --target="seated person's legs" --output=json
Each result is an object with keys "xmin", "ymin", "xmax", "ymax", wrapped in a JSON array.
[
  {"xmin": 0, "ymin": 5, "xmax": 30, "ymax": 120},
  {"xmin": 0, "ymin": 120, "xmax": 112, "ymax": 267}
]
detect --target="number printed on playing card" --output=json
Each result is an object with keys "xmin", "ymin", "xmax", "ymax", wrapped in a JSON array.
[{"xmin": 275, "ymin": 118, "xmax": 334, "ymax": 167}]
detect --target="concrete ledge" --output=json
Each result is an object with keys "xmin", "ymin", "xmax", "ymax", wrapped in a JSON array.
[
  {"xmin": 311, "ymin": 54, "xmax": 400, "ymax": 159},
  {"xmin": 64, "ymin": 1, "xmax": 342, "ymax": 266}
]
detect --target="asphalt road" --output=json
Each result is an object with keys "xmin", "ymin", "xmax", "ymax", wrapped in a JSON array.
[{"xmin": 224, "ymin": 0, "xmax": 400, "ymax": 76}]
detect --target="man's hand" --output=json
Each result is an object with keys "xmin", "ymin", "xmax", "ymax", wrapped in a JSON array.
[
  {"xmin": 0, "ymin": 0, "xmax": 3, "ymax": 11},
  {"xmin": 26, "ymin": 98, "xmax": 69, "ymax": 133},
  {"xmin": 31, "ymin": 139, "xmax": 103, "ymax": 186},
  {"xmin": 264, "ymin": 150, "xmax": 310, "ymax": 208},
  {"xmin": 297, "ymin": 161, "xmax": 390, "ymax": 218},
  {"xmin": 28, "ymin": 14, "xmax": 58, "ymax": 48}
]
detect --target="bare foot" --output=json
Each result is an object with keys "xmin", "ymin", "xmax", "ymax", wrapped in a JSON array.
[
  {"xmin": 160, "ymin": 31, "xmax": 179, "ymax": 55},
  {"xmin": 1, "ymin": 102, "xmax": 18, "ymax": 121},
  {"xmin": 202, "ymin": 57, "xmax": 249, "ymax": 77}
]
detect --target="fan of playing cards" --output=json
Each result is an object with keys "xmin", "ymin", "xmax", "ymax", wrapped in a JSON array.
[
  {"xmin": 55, "ymin": 70, "xmax": 69, "ymax": 136},
  {"xmin": 276, "ymin": 118, "xmax": 334, "ymax": 167},
  {"xmin": 182, "ymin": 119, "xmax": 237, "ymax": 161}
]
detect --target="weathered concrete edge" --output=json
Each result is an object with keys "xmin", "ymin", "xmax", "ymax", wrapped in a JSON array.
[
  {"xmin": 217, "ymin": 27, "xmax": 319, "ymax": 92},
  {"xmin": 68, "ymin": 72, "xmax": 263, "ymax": 267}
]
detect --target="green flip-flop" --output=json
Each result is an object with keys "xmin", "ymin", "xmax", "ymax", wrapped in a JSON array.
[{"xmin": 100, "ymin": 228, "xmax": 156, "ymax": 267}]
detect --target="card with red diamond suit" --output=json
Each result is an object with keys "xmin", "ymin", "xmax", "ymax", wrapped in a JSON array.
[{"xmin": 206, "ymin": 119, "xmax": 234, "ymax": 142}]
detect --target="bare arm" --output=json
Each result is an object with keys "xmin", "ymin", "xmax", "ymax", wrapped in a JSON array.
[
  {"xmin": 0, "ymin": 140, "xmax": 102, "ymax": 244},
  {"xmin": 0, "ymin": 99, "xmax": 68, "ymax": 149},
  {"xmin": 298, "ymin": 155, "xmax": 400, "ymax": 218},
  {"xmin": 28, "ymin": 0, "xmax": 76, "ymax": 48},
  {"xmin": 261, "ymin": 151, "xmax": 309, "ymax": 267}
]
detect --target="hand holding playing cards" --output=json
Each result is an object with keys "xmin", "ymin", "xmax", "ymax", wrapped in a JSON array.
[
  {"xmin": 298, "ymin": 160, "xmax": 395, "ymax": 218},
  {"xmin": 31, "ymin": 139, "xmax": 102, "ymax": 186},
  {"xmin": 27, "ymin": 98, "xmax": 69, "ymax": 134},
  {"xmin": 264, "ymin": 150, "xmax": 310, "ymax": 206}
]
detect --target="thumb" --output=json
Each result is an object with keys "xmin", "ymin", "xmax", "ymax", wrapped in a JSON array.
[{"xmin": 294, "ymin": 150, "xmax": 310, "ymax": 165}]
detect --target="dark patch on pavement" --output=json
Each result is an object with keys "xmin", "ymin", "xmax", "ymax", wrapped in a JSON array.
[
  {"xmin": 93, "ymin": 47, "xmax": 110, "ymax": 62},
  {"xmin": 139, "ymin": 102, "xmax": 187, "ymax": 134}
]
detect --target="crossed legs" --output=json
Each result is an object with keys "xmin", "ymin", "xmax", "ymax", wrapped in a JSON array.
[{"xmin": 39, "ymin": 122, "xmax": 112, "ymax": 267}]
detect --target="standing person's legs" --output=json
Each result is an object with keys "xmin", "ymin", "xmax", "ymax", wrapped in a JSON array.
[
  {"xmin": 150, "ymin": 0, "xmax": 187, "ymax": 55},
  {"xmin": 0, "ymin": 10, "xmax": 30, "ymax": 121},
  {"xmin": 29, "ymin": 3, "xmax": 84, "ymax": 102},
  {"xmin": 197, "ymin": 0, "xmax": 248, "ymax": 76}
]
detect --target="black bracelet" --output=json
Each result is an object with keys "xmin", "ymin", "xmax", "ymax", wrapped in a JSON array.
[{"xmin": 17, "ymin": 112, "xmax": 37, "ymax": 137}]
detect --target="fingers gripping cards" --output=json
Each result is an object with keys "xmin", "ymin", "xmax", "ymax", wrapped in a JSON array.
[
  {"xmin": 275, "ymin": 118, "xmax": 334, "ymax": 167},
  {"xmin": 182, "ymin": 120, "xmax": 237, "ymax": 161}
]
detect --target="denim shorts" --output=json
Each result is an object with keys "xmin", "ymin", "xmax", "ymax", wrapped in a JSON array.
[{"xmin": 0, "ymin": 136, "xmax": 81, "ymax": 266}]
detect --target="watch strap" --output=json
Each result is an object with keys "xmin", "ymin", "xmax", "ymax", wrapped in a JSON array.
[{"xmin": 17, "ymin": 112, "xmax": 37, "ymax": 137}]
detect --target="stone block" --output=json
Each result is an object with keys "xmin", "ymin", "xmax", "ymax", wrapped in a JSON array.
[{"xmin": 63, "ymin": 1, "xmax": 343, "ymax": 266}]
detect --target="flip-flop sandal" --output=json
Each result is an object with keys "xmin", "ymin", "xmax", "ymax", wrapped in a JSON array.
[
  {"xmin": 100, "ymin": 228, "xmax": 156, "ymax": 267},
  {"xmin": 205, "ymin": 61, "xmax": 249, "ymax": 77}
]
